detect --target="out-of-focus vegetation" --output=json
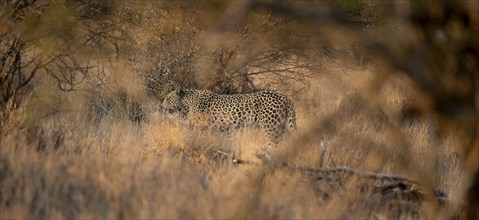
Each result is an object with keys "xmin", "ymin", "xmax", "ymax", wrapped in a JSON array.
[{"xmin": 1, "ymin": 0, "xmax": 477, "ymax": 219}]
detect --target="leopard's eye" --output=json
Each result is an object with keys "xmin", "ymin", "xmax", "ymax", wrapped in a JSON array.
[{"xmin": 167, "ymin": 108, "xmax": 174, "ymax": 114}]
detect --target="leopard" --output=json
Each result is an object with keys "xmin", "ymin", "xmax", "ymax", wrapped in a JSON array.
[{"xmin": 161, "ymin": 88, "xmax": 296, "ymax": 156}]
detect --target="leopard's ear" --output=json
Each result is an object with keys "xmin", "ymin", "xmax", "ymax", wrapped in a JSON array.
[{"xmin": 176, "ymin": 88, "xmax": 186, "ymax": 98}]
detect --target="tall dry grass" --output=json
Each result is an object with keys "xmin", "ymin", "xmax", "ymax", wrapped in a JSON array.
[
  {"xmin": 1, "ymin": 58, "xmax": 465, "ymax": 219},
  {"xmin": 1, "ymin": 1, "xmax": 476, "ymax": 219}
]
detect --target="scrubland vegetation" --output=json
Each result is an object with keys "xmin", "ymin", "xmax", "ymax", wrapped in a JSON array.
[{"xmin": 1, "ymin": 0, "xmax": 478, "ymax": 219}]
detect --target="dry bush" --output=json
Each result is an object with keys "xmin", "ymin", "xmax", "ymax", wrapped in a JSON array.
[{"xmin": 1, "ymin": 0, "xmax": 477, "ymax": 219}]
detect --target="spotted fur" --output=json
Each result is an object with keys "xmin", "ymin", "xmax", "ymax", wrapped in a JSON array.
[{"xmin": 162, "ymin": 88, "xmax": 296, "ymax": 148}]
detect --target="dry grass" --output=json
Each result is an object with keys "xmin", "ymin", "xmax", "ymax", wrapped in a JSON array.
[
  {"xmin": 0, "ymin": 60, "xmax": 465, "ymax": 219},
  {"xmin": 1, "ymin": 1, "xmax": 474, "ymax": 219}
]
